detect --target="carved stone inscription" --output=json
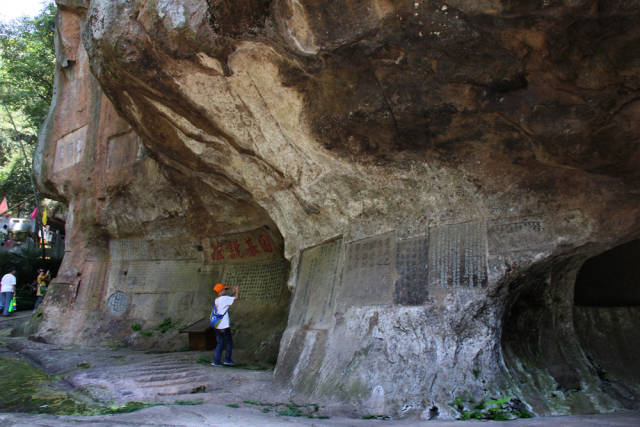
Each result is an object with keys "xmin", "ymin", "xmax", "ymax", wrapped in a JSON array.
[
  {"xmin": 107, "ymin": 131, "xmax": 142, "ymax": 170},
  {"xmin": 395, "ymin": 235, "xmax": 429, "ymax": 305},
  {"xmin": 53, "ymin": 126, "xmax": 86, "ymax": 172},
  {"xmin": 488, "ymin": 220, "xmax": 544, "ymax": 254},
  {"xmin": 428, "ymin": 221, "xmax": 487, "ymax": 287},
  {"xmin": 290, "ymin": 239, "xmax": 342, "ymax": 327},
  {"xmin": 116, "ymin": 260, "xmax": 203, "ymax": 292},
  {"xmin": 110, "ymin": 239, "xmax": 198, "ymax": 261},
  {"xmin": 107, "ymin": 291, "xmax": 129, "ymax": 315},
  {"xmin": 339, "ymin": 232, "xmax": 395, "ymax": 308},
  {"xmin": 205, "ymin": 229, "xmax": 279, "ymax": 265},
  {"xmin": 222, "ymin": 262, "xmax": 288, "ymax": 302}
]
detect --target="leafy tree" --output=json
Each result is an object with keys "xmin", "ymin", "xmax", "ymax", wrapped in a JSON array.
[
  {"xmin": 0, "ymin": 2, "xmax": 56, "ymax": 132},
  {"xmin": 0, "ymin": 2, "xmax": 56, "ymax": 209}
]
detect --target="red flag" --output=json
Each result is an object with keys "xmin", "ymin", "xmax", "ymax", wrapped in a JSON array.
[
  {"xmin": 30, "ymin": 207, "xmax": 38, "ymax": 219},
  {"xmin": 0, "ymin": 198, "xmax": 7, "ymax": 215}
]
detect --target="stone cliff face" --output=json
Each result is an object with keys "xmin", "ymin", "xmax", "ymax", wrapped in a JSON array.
[{"xmin": 35, "ymin": 0, "xmax": 640, "ymax": 419}]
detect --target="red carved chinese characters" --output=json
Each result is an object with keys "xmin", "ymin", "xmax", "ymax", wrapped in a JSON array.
[
  {"xmin": 245, "ymin": 238, "xmax": 260, "ymax": 257},
  {"xmin": 226, "ymin": 240, "xmax": 244, "ymax": 259},
  {"xmin": 258, "ymin": 234, "xmax": 273, "ymax": 253},
  {"xmin": 211, "ymin": 241, "xmax": 224, "ymax": 261}
]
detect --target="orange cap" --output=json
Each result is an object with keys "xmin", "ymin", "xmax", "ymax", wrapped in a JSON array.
[{"xmin": 213, "ymin": 283, "xmax": 229, "ymax": 294}]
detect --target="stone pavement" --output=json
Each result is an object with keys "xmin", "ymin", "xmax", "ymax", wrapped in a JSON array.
[
  {"xmin": 1, "ymin": 312, "xmax": 639, "ymax": 426},
  {"xmin": 1, "ymin": 406, "xmax": 639, "ymax": 426}
]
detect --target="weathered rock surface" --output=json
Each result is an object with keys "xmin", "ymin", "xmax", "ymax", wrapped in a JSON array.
[{"xmin": 33, "ymin": 0, "xmax": 640, "ymax": 419}]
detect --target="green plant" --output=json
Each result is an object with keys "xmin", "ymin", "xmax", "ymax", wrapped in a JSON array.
[
  {"xmin": 98, "ymin": 402, "xmax": 157, "ymax": 415},
  {"xmin": 361, "ymin": 414, "xmax": 390, "ymax": 420},
  {"xmin": 174, "ymin": 400, "xmax": 203, "ymax": 406},
  {"xmin": 155, "ymin": 318, "xmax": 176, "ymax": 334},
  {"xmin": 76, "ymin": 362, "xmax": 91, "ymax": 369},
  {"xmin": 227, "ymin": 403, "xmax": 239, "ymax": 408},
  {"xmin": 130, "ymin": 323, "xmax": 142, "ymax": 332},
  {"xmin": 452, "ymin": 394, "xmax": 532, "ymax": 421},
  {"xmin": 139, "ymin": 330, "xmax": 152, "ymax": 337}
]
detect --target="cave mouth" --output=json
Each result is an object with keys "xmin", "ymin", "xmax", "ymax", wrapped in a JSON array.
[
  {"xmin": 574, "ymin": 239, "xmax": 640, "ymax": 307},
  {"xmin": 501, "ymin": 241, "xmax": 640, "ymax": 414},
  {"xmin": 573, "ymin": 239, "xmax": 640, "ymax": 388}
]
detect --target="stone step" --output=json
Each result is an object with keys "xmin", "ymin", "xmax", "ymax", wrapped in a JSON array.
[
  {"xmin": 122, "ymin": 364, "xmax": 196, "ymax": 374},
  {"xmin": 138, "ymin": 375, "xmax": 210, "ymax": 388},
  {"xmin": 135, "ymin": 370, "xmax": 206, "ymax": 383}
]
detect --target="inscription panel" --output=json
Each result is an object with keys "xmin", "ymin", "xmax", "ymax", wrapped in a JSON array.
[
  {"xmin": 395, "ymin": 235, "xmax": 429, "ymax": 305},
  {"xmin": 107, "ymin": 131, "xmax": 142, "ymax": 170},
  {"xmin": 105, "ymin": 259, "xmax": 210, "ymax": 316},
  {"xmin": 53, "ymin": 126, "xmax": 86, "ymax": 172},
  {"xmin": 339, "ymin": 232, "xmax": 396, "ymax": 308},
  {"xmin": 222, "ymin": 262, "xmax": 288, "ymax": 302},
  {"xmin": 107, "ymin": 291, "xmax": 129, "ymax": 315},
  {"xmin": 110, "ymin": 239, "xmax": 199, "ymax": 261},
  {"xmin": 291, "ymin": 239, "xmax": 342, "ymax": 327},
  {"xmin": 428, "ymin": 221, "xmax": 487, "ymax": 288},
  {"xmin": 488, "ymin": 220, "xmax": 545, "ymax": 254},
  {"xmin": 204, "ymin": 229, "xmax": 280, "ymax": 265}
]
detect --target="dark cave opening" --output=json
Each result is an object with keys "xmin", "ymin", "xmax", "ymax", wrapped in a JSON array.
[
  {"xmin": 574, "ymin": 239, "xmax": 640, "ymax": 306},
  {"xmin": 501, "ymin": 241, "xmax": 640, "ymax": 414},
  {"xmin": 573, "ymin": 239, "xmax": 640, "ymax": 390}
]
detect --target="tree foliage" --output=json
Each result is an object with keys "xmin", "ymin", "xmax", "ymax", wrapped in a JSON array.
[
  {"xmin": 0, "ymin": 2, "xmax": 56, "ymax": 132},
  {"xmin": 0, "ymin": 2, "xmax": 56, "ymax": 210}
]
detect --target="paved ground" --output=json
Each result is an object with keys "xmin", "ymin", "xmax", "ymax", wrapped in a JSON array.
[
  {"xmin": 1, "ymin": 405, "xmax": 639, "ymax": 426},
  {"xmin": 1, "ymin": 311, "xmax": 639, "ymax": 426}
]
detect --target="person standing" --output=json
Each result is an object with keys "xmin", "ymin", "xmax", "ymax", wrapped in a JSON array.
[
  {"xmin": 211, "ymin": 283, "xmax": 239, "ymax": 367},
  {"xmin": 0, "ymin": 267, "xmax": 17, "ymax": 316},
  {"xmin": 34, "ymin": 269, "xmax": 50, "ymax": 309}
]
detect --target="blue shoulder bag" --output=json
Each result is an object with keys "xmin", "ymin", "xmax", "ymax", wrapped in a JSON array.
[{"xmin": 209, "ymin": 305, "xmax": 227, "ymax": 328}]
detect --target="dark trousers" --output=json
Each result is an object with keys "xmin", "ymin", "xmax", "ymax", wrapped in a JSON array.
[
  {"xmin": 34, "ymin": 296, "xmax": 44, "ymax": 309},
  {"xmin": 0, "ymin": 292, "xmax": 12, "ymax": 316},
  {"xmin": 214, "ymin": 328, "xmax": 233, "ymax": 364}
]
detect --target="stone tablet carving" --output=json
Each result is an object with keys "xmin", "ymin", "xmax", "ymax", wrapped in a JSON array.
[
  {"xmin": 107, "ymin": 291, "xmax": 129, "ymax": 315},
  {"xmin": 428, "ymin": 221, "xmax": 487, "ymax": 288},
  {"xmin": 339, "ymin": 232, "xmax": 396, "ymax": 308},
  {"xmin": 205, "ymin": 229, "xmax": 280, "ymax": 265},
  {"xmin": 488, "ymin": 220, "xmax": 545, "ymax": 254},
  {"xmin": 121, "ymin": 260, "xmax": 203, "ymax": 291},
  {"xmin": 222, "ymin": 261, "xmax": 288, "ymax": 302},
  {"xmin": 395, "ymin": 235, "xmax": 429, "ymax": 305},
  {"xmin": 107, "ymin": 131, "xmax": 141, "ymax": 170},
  {"xmin": 110, "ymin": 239, "xmax": 198, "ymax": 261},
  {"xmin": 53, "ymin": 126, "xmax": 86, "ymax": 172},
  {"xmin": 290, "ymin": 238, "xmax": 342, "ymax": 327}
]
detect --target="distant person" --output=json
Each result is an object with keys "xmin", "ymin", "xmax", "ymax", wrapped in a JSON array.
[
  {"xmin": 0, "ymin": 224, "xmax": 8, "ymax": 241},
  {"xmin": 0, "ymin": 267, "xmax": 17, "ymax": 316},
  {"xmin": 34, "ymin": 269, "xmax": 50, "ymax": 309},
  {"xmin": 210, "ymin": 283, "xmax": 239, "ymax": 367}
]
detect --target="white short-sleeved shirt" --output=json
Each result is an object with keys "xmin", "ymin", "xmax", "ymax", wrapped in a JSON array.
[
  {"xmin": 214, "ymin": 295, "xmax": 235, "ymax": 329},
  {"xmin": 1, "ymin": 273, "xmax": 16, "ymax": 293}
]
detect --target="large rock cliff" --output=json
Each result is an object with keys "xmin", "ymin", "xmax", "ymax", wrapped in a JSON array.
[{"xmin": 34, "ymin": 0, "xmax": 640, "ymax": 419}]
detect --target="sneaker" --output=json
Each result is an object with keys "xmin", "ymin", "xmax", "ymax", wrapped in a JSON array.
[
  {"xmin": 211, "ymin": 362, "xmax": 223, "ymax": 367},
  {"xmin": 223, "ymin": 360, "xmax": 235, "ymax": 366}
]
